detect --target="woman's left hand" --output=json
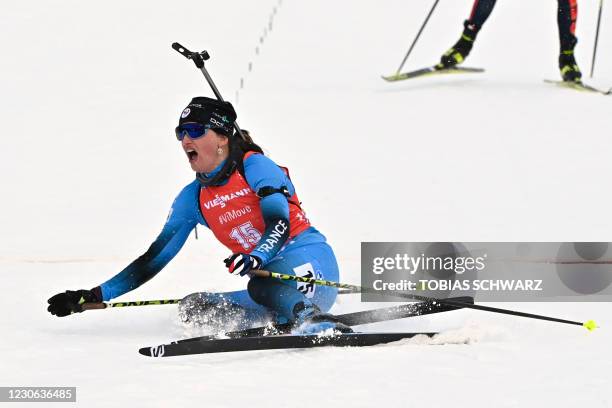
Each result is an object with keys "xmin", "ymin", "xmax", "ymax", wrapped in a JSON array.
[{"xmin": 224, "ymin": 253, "xmax": 262, "ymax": 276}]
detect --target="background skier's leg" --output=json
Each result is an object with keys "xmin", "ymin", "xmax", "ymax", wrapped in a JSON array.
[
  {"xmin": 557, "ymin": 0, "xmax": 579, "ymax": 51},
  {"xmin": 467, "ymin": 0, "xmax": 497, "ymax": 29},
  {"xmin": 557, "ymin": 0, "xmax": 582, "ymax": 81},
  {"xmin": 438, "ymin": 0, "xmax": 497, "ymax": 68}
]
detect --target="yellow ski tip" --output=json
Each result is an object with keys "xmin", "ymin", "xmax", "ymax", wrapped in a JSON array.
[
  {"xmin": 583, "ymin": 320, "xmax": 598, "ymax": 332},
  {"xmin": 382, "ymin": 74, "xmax": 402, "ymax": 82}
]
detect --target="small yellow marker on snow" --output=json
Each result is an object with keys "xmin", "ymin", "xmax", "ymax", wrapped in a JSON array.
[{"xmin": 583, "ymin": 320, "xmax": 598, "ymax": 332}]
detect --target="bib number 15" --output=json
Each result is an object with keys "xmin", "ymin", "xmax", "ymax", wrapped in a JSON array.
[{"xmin": 229, "ymin": 221, "xmax": 262, "ymax": 250}]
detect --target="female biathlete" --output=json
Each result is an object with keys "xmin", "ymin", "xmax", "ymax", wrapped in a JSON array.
[{"xmin": 47, "ymin": 97, "xmax": 350, "ymax": 335}]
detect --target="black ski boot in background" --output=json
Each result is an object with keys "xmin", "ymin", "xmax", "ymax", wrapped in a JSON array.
[
  {"xmin": 436, "ymin": 20, "xmax": 479, "ymax": 69},
  {"xmin": 559, "ymin": 50, "xmax": 582, "ymax": 83}
]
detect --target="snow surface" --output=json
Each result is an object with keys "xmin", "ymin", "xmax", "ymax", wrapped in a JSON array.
[{"xmin": 1, "ymin": 0, "xmax": 611, "ymax": 407}]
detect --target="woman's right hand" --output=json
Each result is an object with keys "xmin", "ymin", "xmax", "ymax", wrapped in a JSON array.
[{"xmin": 47, "ymin": 287, "xmax": 102, "ymax": 317}]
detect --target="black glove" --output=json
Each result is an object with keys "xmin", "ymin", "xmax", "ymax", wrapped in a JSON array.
[{"xmin": 47, "ymin": 287, "xmax": 102, "ymax": 317}]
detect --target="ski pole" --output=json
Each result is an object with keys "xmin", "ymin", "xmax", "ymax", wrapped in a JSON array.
[
  {"xmin": 80, "ymin": 291, "xmax": 359, "ymax": 310},
  {"xmin": 250, "ymin": 270, "xmax": 598, "ymax": 331},
  {"xmin": 81, "ymin": 299, "xmax": 181, "ymax": 310},
  {"xmin": 171, "ymin": 42, "xmax": 248, "ymax": 142},
  {"xmin": 590, "ymin": 0, "xmax": 604, "ymax": 78},
  {"xmin": 80, "ymin": 290, "xmax": 358, "ymax": 311},
  {"xmin": 393, "ymin": 0, "xmax": 441, "ymax": 76}
]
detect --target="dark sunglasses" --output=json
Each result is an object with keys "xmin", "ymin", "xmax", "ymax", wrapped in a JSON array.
[{"xmin": 175, "ymin": 123, "xmax": 211, "ymax": 141}]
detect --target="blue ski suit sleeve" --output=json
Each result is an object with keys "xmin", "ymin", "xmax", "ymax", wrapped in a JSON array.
[
  {"xmin": 242, "ymin": 153, "xmax": 294, "ymax": 265},
  {"xmin": 99, "ymin": 180, "xmax": 204, "ymax": 301}
]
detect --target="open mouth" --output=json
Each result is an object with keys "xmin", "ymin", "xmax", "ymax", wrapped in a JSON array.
[{"xmin": 185, "ymin": 148, "xmax": 198, "ymax": 162}]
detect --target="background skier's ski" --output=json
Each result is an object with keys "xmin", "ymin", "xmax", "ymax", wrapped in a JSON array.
[
  {"xmin": 544, "ymin": 79, "xmax": 611, "ymax": 95},
  {"xmin": 382, "ymin": 66, "xmax": 484, "ymax": 82}
]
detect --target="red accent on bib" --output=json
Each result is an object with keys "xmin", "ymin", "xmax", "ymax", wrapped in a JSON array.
[{"xmin": 199, "ymin": 152, "xmax": 311, "ymax": 253}]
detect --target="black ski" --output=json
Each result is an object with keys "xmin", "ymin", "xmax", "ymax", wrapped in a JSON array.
[
  {"xmin": 382, "ymin": 66, "xmax": 484, "ymax": 82},
  {"xmin": 544, "ymin": 79, "xmax": 611, "ymax": 95},
  {"xmin": 140, "ymin": 332, "xmax": 437, "ymax": 357},
  {"xmin": 172, "ymin": 296, "xmax": 473, "ymax": 344}
]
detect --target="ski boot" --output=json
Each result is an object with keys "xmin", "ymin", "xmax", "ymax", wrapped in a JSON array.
[
  {"xmin": 559, "ymin": 50, "xmax": 582, "ymax": 83},
  {"xmin": 292, "ymin": 302, "xmax": 353, "ymax": 335},
  {"xmin": 436, "ymin": 20, "xmax": 478, "ymax": 69}
]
